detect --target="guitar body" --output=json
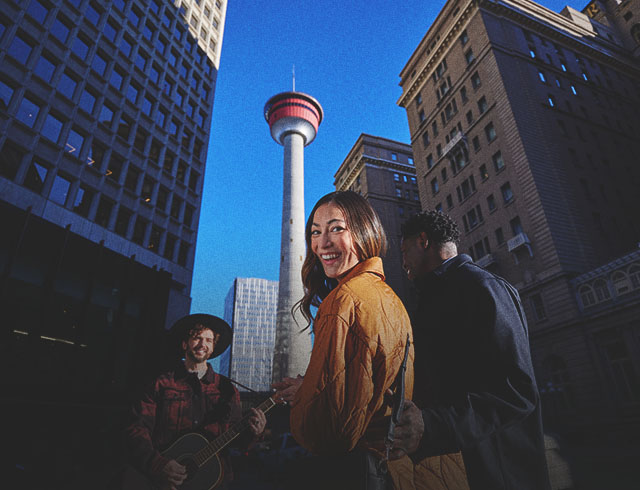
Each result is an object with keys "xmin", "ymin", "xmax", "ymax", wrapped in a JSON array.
[{"xmin": 162, "ymin": 433, "xmax": 223, "ymax": 490}]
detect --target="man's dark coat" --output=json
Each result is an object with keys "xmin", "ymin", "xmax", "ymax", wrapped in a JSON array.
[{"xmin": 411, "ymin": 254, "xmax": 550, "ymax": 490}]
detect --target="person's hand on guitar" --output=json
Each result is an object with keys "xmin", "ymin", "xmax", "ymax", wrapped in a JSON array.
[
  {"xmin": 271, "ymin": 375, "xmax": 304, "ymax": 406},
  {"xmin": 159, "ymin": 459, "xmax": 187, "ymax": 490},
  {"xmin": 248, "ymin": 407, "xmax": 266, "ymax": 436}
]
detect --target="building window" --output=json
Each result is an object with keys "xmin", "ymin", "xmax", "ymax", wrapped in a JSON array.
[
  {"xmin": 538, "ymin": 71, "xmax": 546, "ymax": 83},
  {"xmin": 50, "ymin": 18, "xmax": 71, "ymax": 43},
  {"xmin": 419, "ymin": 109, "xmax": 426, "ymax": 122},
  {"xmin": 16, "ymin": 96, "xmax": 40, "ymax": 128},
  {"xmin": 495, "ymin": 227, "xmax": 504, "ymax": 245},
  {"xmin": 611, "ymin": 271, "xmax": 632, "ymax": 295},
  {"xmin": 510, "ymin": 216, "xmax": 523, "ymax": 235},
  {"xmin": 426, "ymin": 154, "xmax": 434, "ymax": 169},
  {"xmin": 148, "ymin": 226, "xmax": 162, "ymax": 252},
  {"xmin": 99, "ymin": 104, "xmax": 114, "ymax": 126},
  {"xmin": 49, "ymin": 174, "xmax": 71, "ymax": 206},
  {"xmin": 471, "ymin": 72, "xmax": 481, "ymax": 89},
  {"xmin": 460, "ymin": 86, "xmax": 468, "ymax": 103},
  {"xmin": 465, "ymin": 49, "xmax": 474, "ymax": 65},
  {"xmin": 131, "ymin": 216, "xmax": 148, "ymax": 245},
  {"xmin": 456, "ymin": 175, "xmax": 476, "ymax": 202},
  {"xmin": 124, "ymin": 166, "xmax": 140, "ymax": 193},
  {"xmin": 58, "ymin": 72, "xmax": 77, "ymax": 100},
  {"xmin": 41, "ymin": 113, "xmax": 64, "ymax": 143},
  {"xmin": 79, "ymin": 89, "xmax": 96, "ymax": 114},
  {"xmin": 463, "ymin": 205, "xmax": 483, "ymax": 232},
  {"xmin": 431, "ymin": 177, "xmax": 439, "ymax": 195},
  {"xmin": 34, "ymin": 55, "xmax": 57, "ymax": 81},
  {"xmin": 492, "ymin": 151, "xmax": 505, "ymax": 172},
  {"xmin": 71, "ymin": 36, "xmax": 90, "ymax": 60},
  {"xmin": 466, "ymin": 110, "xmax": 473, "ymax": 125},
  {"xmin": 487, "ymin": 194, "xmax": 496, "ymax": 211},
  {"xmin": 500, "ymin": 182, "xmax": 513, "ymax": 204},
  {"xmin": 432, "ymin": 120, "xmax": 438, "ymax": 136},
  {"xmin": 460, "ymin": 30, "xmax": 469, "ymax": 45},
  {"xmin": 570, "ymin": 85, "xmax": 577, "ymax": 95},
  {"xmin": 27, "ymin": 0, "xmax": 49, "ymax": 23},
  {"xmin": 157, "ymin": 186, "xmax": 169, "ymax": 212},
  {"xmin": 23, "ymin": 161, "xmax": 48, "ymax": 194},
  {"xmin": 548, "ymin": 94, "xmax": 556, "ymax": 107},
  {"xmin": 72, "ymin": 185, "xmax": 93, "ymax": 217},
  {"xmin": 485, "ymin": 122, "xmax": 496, "ymax": 142},
  {"xmin": 593, "ymin": 279, "xmax": 611, "ymax": 302},
  {"xmin": 479, "ymin": 164, "xmax": 488, "ymax": 180},
  {"xmin": 446, "ymin": 194, "xmax": 453, "ymax": 209},
  {"xmin": 8, "ymin": 34, "xmax": 33, "ymax": 65},
  {"xmin": 114, "ymin": 206, "xmax": 132, "ymax": 237},
  {"xmin": 178, "ymin": 241, "xmax": 190, "ymax": 266},
  {"xmin": 477, "ymin": 96, "xmax": 487, "ymax": 114},
  {"xmin": 65, "ymin": 128, "xmax": 84, "ymax": 157}
]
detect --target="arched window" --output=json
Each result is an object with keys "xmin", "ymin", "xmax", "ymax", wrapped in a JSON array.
[
  {"xmin": 629, "ymin": 264, "xmax": 640, "ymax": 289},
  {"xmin": 611, "ymin": 271, "xmax": 631, "ymax": 296},
  {"xmin": 631, "ymin": 24, "xmax": 640, "ymax": 45},
  {"xmin": 579, "ymin": 284, "xmax": 595, "ymax": 307},
  {"xmin": 593, "ymin": 279, "xmax": 611, "ymax": 302}
]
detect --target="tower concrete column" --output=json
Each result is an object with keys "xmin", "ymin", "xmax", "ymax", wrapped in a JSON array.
[{"xmin": 264, "ymin": 91, "xmax": 323, "ymax": 381}]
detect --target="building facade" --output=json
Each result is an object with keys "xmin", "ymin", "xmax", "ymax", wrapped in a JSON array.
[
  {"xmin": 222, "ymin": 277, "xmax": 278, "ymax": 392},
  {"xmin": 334, "ymin": 134, "xmax": 420, "ymax": 309},
  {"xmin": 0, "ymin": 0, "xmax": 227, "ymax": 482},
  {"xmin": 398, "ymin": 0, "xmax": 640, "ymax": 440}
]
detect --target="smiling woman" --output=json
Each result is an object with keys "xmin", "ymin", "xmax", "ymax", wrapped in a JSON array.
[{"xmin": 274, "ymin": 191, "xmax": 415, "ymax": 489}]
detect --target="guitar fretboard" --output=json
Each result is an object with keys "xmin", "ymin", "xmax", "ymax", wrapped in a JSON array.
[{"xmin": 194, "ymin": 397, "xmax": 277, "ymax": 466}]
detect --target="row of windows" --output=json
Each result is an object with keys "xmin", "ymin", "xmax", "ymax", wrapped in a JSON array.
[
  {"xmin": 1, "ymin": 130, "xmax": 198, "ymax": 230},
  {"xmin": 578, "ymin": 264, "xmax": 640, "ymax": 308},
  {"xmin": 5, "ymin": 25, "xmax": 212, "ymax": 134},
  {"xmin": 0, "ymin": 141, "xmax": 193, "ymax": 266},
  {"xmin": 2, "ymin": 84, "xmax": 204, "ymax": 191},
  {"xmin": 522, "ymin": 27, "xmax": 639, "ymax": 99},
  {"xmin": 421, "ymin": 71, "xmax": 482, "ymax": 154}
]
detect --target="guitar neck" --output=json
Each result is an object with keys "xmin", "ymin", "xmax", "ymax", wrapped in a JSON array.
[{"xmin": 196, "ymin": 397, "xmax": 276, "ymax": 463}]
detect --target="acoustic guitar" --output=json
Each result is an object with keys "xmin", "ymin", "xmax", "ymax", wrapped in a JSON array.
[{"xmin": 159, "ymin": 396, "xmax": 278, "ymax": 490}]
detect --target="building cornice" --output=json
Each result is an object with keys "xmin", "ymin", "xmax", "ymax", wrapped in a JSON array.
[
  {"xmin": 335, "ymin": 156, "xmax": 416, "ymax": 191},
  {"xmin": 398, "ymin": 0, "xmax": 478, "ymax": 108},
  {"xmin": 398, "ymin": 0, "xmax": 640, "ymax": 109}
]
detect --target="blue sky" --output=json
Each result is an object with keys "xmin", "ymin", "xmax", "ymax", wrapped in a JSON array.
[{"xmin": 190, "ymin": 0, "xmax": 586, "ymax": 318}]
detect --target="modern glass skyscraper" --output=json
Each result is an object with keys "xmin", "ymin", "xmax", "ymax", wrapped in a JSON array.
[
  {"xmin": 0, "ymin": 0, "xmax": 226, "ymax": 344},
  {"xmin": 222, "ymin": 277, "xmax": 278, "ymax": 392},
  {"xmin": 0, "ymin": 1, "xmax": 227, "ymax": 480}
]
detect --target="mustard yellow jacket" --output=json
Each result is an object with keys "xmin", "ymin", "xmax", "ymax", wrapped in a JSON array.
[{"xmin": 291, "ymin": 257, "xmax": 414, "ymax": 455}]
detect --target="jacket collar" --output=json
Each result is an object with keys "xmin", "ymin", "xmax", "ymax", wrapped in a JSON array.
[
  {"xmin": 175, "ymin": 360, "xmax": 215, "ymax": 384},
  {"xmin": 337, "ymin": 257, "xmax": 385, "ymax": 286},
  {"xmin": 415, "ymin": 253, "xmax": 472, "ymax": 289}
]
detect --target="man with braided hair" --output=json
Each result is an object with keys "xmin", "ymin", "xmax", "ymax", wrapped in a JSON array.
[{"xmin": 389, "ymin": 211, "xmax": 550, "ymax": 490}]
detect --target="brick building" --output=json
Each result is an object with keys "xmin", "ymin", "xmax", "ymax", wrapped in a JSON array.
[{"xmin": 398, "ymin": 0, "xmax": 640, "ymax": 441}]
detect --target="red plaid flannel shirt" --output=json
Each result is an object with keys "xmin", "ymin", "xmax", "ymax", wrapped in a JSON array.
[{"xmin": 125, "ymin": 362, "xmax": 243, "ymax": 481}]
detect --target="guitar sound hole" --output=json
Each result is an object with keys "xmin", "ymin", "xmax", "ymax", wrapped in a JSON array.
[{"xmin": 178, "ymin": 457, "xmax": 199, "ymax": 481}]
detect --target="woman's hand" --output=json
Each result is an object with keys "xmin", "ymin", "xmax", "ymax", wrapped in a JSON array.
[{"xmin": 271, "ymin": 375, "xmax": 304, "ymax": 406}]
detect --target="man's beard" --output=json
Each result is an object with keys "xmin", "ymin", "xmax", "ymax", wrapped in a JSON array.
[{"xmin": 186, "ymin": 348, "xmax": 209, "ymax": 363}]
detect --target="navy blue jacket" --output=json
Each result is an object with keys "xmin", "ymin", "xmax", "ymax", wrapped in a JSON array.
[{"xmin": 410, "ymin": 254, "xmax": 550, "ymax": 490}]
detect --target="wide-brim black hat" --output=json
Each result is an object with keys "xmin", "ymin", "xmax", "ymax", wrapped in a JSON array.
[{"xmin": 168, "ymin": 313, "xmax": 232, "ymax": 359}]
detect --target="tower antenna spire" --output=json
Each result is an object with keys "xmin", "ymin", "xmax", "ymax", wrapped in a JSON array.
[{"xmin": 292, "ymin": 64, "xmax": 295, "ymax": 91}]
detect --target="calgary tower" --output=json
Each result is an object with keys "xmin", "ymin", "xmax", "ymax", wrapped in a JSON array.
[{"xmin": 264, "ymin": 90, "xmax": 323, "ymax": 381}]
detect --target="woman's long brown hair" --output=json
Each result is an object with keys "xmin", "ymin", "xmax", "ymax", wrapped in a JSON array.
[{"xmin": 295, "ymin": 191, "xmax": 387, "ymax": 328}]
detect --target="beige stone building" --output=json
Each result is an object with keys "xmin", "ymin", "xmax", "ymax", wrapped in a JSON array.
[
  {"xmin": 334, "ymin": 134, "xmax": 421, "ymax": 309},
  {"xmin": 397, "ymin": 0, "xmax": 640, "ymax": 441}
]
